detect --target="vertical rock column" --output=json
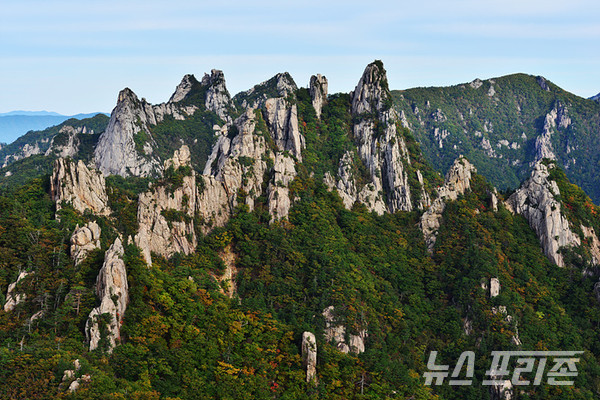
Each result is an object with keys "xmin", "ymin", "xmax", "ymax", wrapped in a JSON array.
[
  {"xmin": 302, "ymin": 332, "xmax": 318, "ymax": 384},
  {"xmin": 85, "ymin": 237, "xmax": 128, "ymax": 353}
]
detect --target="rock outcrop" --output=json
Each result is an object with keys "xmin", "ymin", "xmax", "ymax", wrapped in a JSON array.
[
  {"xmin": 95, "ymin": 71, "xmax": 231, "ymax": 177},
  {"xmin": 322, "ymin": 306, "xmax": 367, "ymax": 354},
  {"xmin": 51, "ymin": 158, "xmax": 110, "ymax": 217},
  {"xmin": 263, "ymin": 98, "xmax": 304, "ymax": 160},
  {"xmin": 490, "ymin": 277, "xmax": 501, "ymax": 298},
  {"xmin": 301, "ymin": 332, "xmax": 318, "ymax": 384},
  {"xmin": 94, "ymin": 88, "xmax": 163, "ymax": 177},
  {"xmin": 197, "ymin": 109, "xmax": 273, "ymax": 231},
  {"xmin": 70, "ymin": 222, "xmax": 101, "ymax": 266},
  {"xmin": 581, "ymin": 225, "xmax": 600, "ymax": 265},
  {"xmin": 45, "ymin": 125, "xmax": 93, "ymax": 158},
  {"xmin": 420, "ymin": 157, "xmax": 476, "ymax": 251},
  {"xmin": 135, "ymin": 146, "xmax": 197, "ymax": 265},
  {"xmin": 350, "ymin": 61, "xmax": 414, "ymax": 213},
  {"xmin": 85, "ymin": 238, "xmax": 128, "ymax": 352},
  {"xmin": 235, "ymin": 72, "xmax": 297, "ymax": 109},
  {"xmin": 211, "ymin": 244, "xmax": 238, "ymax": 298},
  {"xmin": 169, "ymin": 73, "xmax": 196, "ymax": 103},
  {"xmin": 490, "ymin": 379, "xmax": 513, "ymax": 400},
  {"xmin": 507, "ymin": 161, "xmax": 580, "ymax": 267},
  {"xmin": 486, "ymin": 277, "xmax": 522, "ymax": 345},
  {"xmin": 2, "ymin": 141, "xmax": 46, "ymax": 167},
  {"xmin": 4, "ymin": 271, "xmax": 30, "ymax": 312},
  {"xmin": 534, "ymin": 103, "xmax": 570, "ymax": 163},
  {"xmin": 197, "ymin": 73, "xmax": 306, "ymax": 229},
  {"xmin": 328, "ymin": 152, "xmax": 359, "ymax": 210},
  {"xmin": 61, "ymin": 359, "xmax": 90, "ymax": 393},
  {"xmin": 324, "ymin": 61, "xmax": 428, "ymax": 214},
  {"xmin": 487, "ymin": 278, "xmax": 516, "ymax": 399},
  {"xmin": 267, "ymin": 154, "xmax": 296, "ymax": 221},
  {"xmin": 201, "ymin": 70, "xmax": 234, "ymax": 123},
  {"xmin": 309, "ymin": 74, "xmax": 328, "ymax": 119}
]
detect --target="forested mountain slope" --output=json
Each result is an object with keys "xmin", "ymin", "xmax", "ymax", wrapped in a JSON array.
[
  {"xmin": 0, "ymin": 62, "xmax": 599, "ymax": 400},
  {"xmin": 392, "ymin": 74, "xmax": 600, "ymax": 203}
]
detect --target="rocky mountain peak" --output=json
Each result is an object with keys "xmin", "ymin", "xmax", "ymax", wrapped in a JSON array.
[
  {"xmin": 169, "ymin": 74, "xmax": 198, "ymax": 103},
  {"xmin": 233, "ymin": 72, "xmax": 298, "ymax": 109},
  {"xmin": 201, "ymin": 69, "xmax": 225, "ymax": 87},
  {"xmin": 95, "ymin": 76, "xmax": 201, "ymax": 177},
  {"xmin": 117, "ymin": 87, "xmax": 140, "ymax": 105},
  {"xmin": 274, "ymin": 72, "xmax": 297, "ymax": 98},
  {"xmin": 202, "ymin": 69, "xmax": 233, "ymax": 123},
  {"xmin": 352, "ymin": 60, "xmax": 391, "ymax": 116},
  {"xmin": 341, "ymin": 60, "xmax": 418, "ymax": 214},
  {"xmin": 309, "ymin": 74, "xmax": 328, "ymax": 119},
  {"xmin": 94, "ymin": 87, "xmax": 161, "ymax": 177}
]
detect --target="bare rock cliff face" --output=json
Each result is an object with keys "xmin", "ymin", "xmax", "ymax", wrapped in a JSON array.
[
  {"xmin": 51, "ymin": 158, "xmax": 110, "ymax": 217},
  {"xmin": 197, "ymin": 74, "xmax": 306, "ymax": 230},
  {"xmin": 420, "ymin": 157, "xmax": 476, "ymax": 251},
  {"xmin": 267, "ymin": 154, "xmax": 297, "ymax": 222},
  {"xmin": 94, "ymin": 71, "xmax": 224, "ymax": 177},
  {"xmin": 70, "ymin": 222, "xmax": 101, "ymax": 266},
  {"xmin": 507, "ymin": 161, "xmax": 580, "ymax": 267},
  {"xmin": 45, "ymin": 125, "xmax": 82, "ymax": 158},
  {"xmin": 201, "ymin": 70, "xmax": 234, "ymax": 123},
  {"xmin": 94, "ymin": 88, "xmax": 163, "ymax": 177},
  {"xmin": 4, "ymin": 271, "xmax": 31, "ymax": 312},
  {"xmin": 309, "ymin": 74, "xmax": 328, "ymax": 119},
  {"xmin": 326, "ymin": 61, "xmax": 424, "ymax": 214},
  {"xmin": 322, "ymin": 306, "xmax": 367, "ymax": 354},
  {"xmin": 534, "ymin": 102, "xmax": 570, "ymax": 163},
  {"xmin": 135, "ymin": 146, "xmax": 198, "ymax": 265},
  {"xmin": 301, "ymin": 332, "xmax": 318, "ymax": 383},
  {"xmin": 85, "ymin": 237, "xmax": 128, "ymax": 352},
  {"xmin": 264, "ymin": 98, "xmax": 304, "ymax": 161},
  {"xmin": 198, "ymin": 109, "xmax": 273, "ymax": 231}
]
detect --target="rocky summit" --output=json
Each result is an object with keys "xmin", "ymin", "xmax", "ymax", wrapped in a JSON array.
[{"xmin": 1, "ymin": 60, "xmax": 600, "ymax": 400}]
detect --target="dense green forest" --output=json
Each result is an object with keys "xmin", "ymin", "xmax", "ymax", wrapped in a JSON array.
[
  {"xmin": 392, "ymin": 74, "xmax": 600, "ymax": 203},
  {"xmin": 1, "ymin": 80, "xmax": 600, "ymax": 399}
]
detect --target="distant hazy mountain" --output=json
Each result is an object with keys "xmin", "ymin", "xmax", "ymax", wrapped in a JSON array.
[
  {"xmin": 0, "ymin": 111, "xmax": 108, "ymax": 143},
  {"xmin": 0, "ymin": 110, "xmax": 65, "ymax": 117},
  {"xmin": 591, "ymin": 92, "xmax": 600, "ymax": 102}
]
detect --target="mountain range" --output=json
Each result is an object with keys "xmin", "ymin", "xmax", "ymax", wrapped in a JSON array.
[
  {"xmin": 0, "ymin": 112, "xmax": 108, "ymax": 144},
  {"xmin": 0, "ymin": 61, "xmax": 599, "ymax": 399}
]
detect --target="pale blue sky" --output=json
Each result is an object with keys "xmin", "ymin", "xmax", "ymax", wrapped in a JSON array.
[{"xmin": 1, "ymin": 0, "xmax": 599, "ymax": 115}]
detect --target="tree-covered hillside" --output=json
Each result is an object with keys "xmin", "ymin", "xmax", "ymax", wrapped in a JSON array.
[
  {"xmin": 1, "ymin": 160, "xmax": 600, "ymax": 399},
  {"xmin": 1, "ymin": 73, "xmax": 600, "ymax": 400},
  {"xmin": 392, "ymin": 74, "xmax": 600, "ymax": 203}
]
